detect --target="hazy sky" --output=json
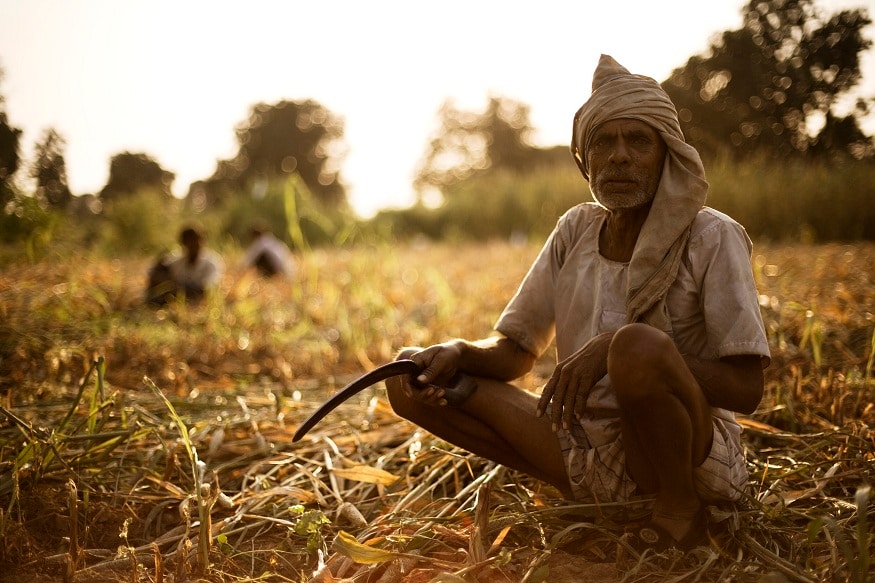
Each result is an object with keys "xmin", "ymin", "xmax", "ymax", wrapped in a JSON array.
[{"xmin": 1, "ymin": 0, "xmax": 873, "ymax": 217}]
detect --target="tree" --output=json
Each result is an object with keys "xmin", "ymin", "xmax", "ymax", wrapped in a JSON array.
[
  {"xmin": 30, "ymin": 128, "xmax": 72, "ymax": 208},
  {"xmin": 414, "ymin": 96, "xmax": 544, "ymax": 196},
  {"xmin": 663, "ymin": 0, "xmax": 873, "ymax": 161},
  {"xmin": 0, "ymin": 67, "xmax": 21, "ymax": 207},
  {"xmin": 202, "ymin": 99, "xmax": 347, "ymax": 209},
  {"xmin": 99, "ymin": 152, "xmax": 174, "ymax": 201}
]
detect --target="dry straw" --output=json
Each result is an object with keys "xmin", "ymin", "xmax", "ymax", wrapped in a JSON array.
[{"xmin": 0, "ymin": 241, "xmax": 872, "ymax": 582}]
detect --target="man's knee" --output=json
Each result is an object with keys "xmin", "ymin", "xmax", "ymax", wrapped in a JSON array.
[{"xmin": 608, "ymin": 323, "xmax": 677, "ymax": 398}]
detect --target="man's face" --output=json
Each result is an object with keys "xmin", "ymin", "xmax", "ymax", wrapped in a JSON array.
[{"xmin": 586, "ymin": 118, "xmax": 667, "ymax": 211}]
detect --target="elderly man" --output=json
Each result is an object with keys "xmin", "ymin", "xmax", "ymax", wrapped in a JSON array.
[{"xmin": 386, "ymin": 55, "xmax": 770, "ymax": 552}]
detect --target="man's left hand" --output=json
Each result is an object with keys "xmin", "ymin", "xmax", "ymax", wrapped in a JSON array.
[{"xmin": 537, "ymin": 332, "xmax": 614, "ymax": 431}]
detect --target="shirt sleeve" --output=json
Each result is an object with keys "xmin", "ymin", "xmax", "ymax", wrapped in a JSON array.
[
  {"xmin": 691, "ymin": 211, "xmax": 771, "ymax": 366},
  {"xmin": 494, "ymin": 217, "xmax": 569, "ymax": 358}
]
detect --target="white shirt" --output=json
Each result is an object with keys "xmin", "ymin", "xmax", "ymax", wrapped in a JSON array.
[
  {"xmin": 168, "ymin": 249, "xmax": 223, "ymax": 291},
  {"xmin": 241, "ymin": 233, "xmax": 295, "ymax": 278},
  {"xmin": 495, "ymin": 202, "xmax": 771, "ymax": 438}
]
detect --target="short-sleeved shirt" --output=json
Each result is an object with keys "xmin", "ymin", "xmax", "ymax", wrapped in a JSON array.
[
  {"xmin": 241, "ymin": 234, "xmax": 295, "ymax": 278},
  {"xmin": 496, "ymin": 202, "xmax": 770, "ymax": 368},
  {"xmin": 168, "ymin": 249, "xmax": 223, "ymax": 291},
  {"xmin": 494, "ymin": 203, "xmax": 770, "ymax": 501}
]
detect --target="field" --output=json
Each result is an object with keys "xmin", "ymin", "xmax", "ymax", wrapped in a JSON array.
[{"xmin": 0, "ymin": 240, "xmax": 873, "ymax": 582}]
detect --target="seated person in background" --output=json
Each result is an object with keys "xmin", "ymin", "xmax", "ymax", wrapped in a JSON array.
[
  {"xmin": 146, "ymin": 225, "xmax": 224, "ymax": 305},
  {"xmin": 240, "ymin": 221, "xmax": 295, "ymax": 279}
]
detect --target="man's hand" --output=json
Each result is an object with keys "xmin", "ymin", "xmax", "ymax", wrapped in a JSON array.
[
  {"xmin": 398, "ymin": 336, "xmax": 537, "ymax": 407},
  {"xmin": 410, "ymin": 341, "xmax": 464, "ymax": 387},
  {"xmin": 398, "ymin": 341, "xmax": 465, "ymax": 407},
  {"xmin": 537, "ymin": 332, "xmax": 613, "ymax": 430}
]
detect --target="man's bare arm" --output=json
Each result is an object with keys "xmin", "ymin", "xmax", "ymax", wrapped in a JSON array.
[
  {"xmin": 456, "ymin": 336, "xmax": 537, "ymax": 381},
  {"xmin": 412, "ymin": 335, "xmax": 536, "ymax": 387},
  {"xmin": 684, "ymin": 354, "xmax": 764, "ymax": 414}
]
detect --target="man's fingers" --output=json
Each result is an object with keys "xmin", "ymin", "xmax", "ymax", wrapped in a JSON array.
[
  {"xmin": 544, "ymin": 363, "xmax": 586, "ymax": 431},
  {"xmin": 415, "ymin": 365, "xmax": 437, "ymax": 385},
  {"xmin": 574, "ymin": 387, "xmax": 588, "ymax": 420},
  {"xmin": 536, "ymin": 376, "xmax": 557, "ymax": 417},
  {"xmin": 549, "ymin": 375, "xmax": 569, "ymax": 432},
  {"xmin": 411, "ymin": 351, "xmax": 439, "ymax": 384},
  {"xmin": 561, "ymin": 374, "xmax": 578, "ymax": 430},
  {"xmin": 411, "ymin": 348, "xmax": 457, "ymax": 386}
]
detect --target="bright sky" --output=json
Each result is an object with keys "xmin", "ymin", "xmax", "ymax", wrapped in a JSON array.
[{"xmin": 1, "ymin": 0, "xmax": 873, "ymax": 218}]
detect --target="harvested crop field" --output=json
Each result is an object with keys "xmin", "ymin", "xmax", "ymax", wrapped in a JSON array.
[{"xmin": 1, "ymin": 241, "xmax": 873, "ymax": 582}]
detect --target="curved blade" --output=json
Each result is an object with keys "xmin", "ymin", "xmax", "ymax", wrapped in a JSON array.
[{"xmin": 292, "ymin": 359, "xmax": 421, "ymax": 441}]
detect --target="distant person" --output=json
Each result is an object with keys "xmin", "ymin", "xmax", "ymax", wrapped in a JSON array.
[
  {"xmin": 240, "ymin": 221, "xmax": 295, "ymax": 279},
  {"xmin": 146, "ymin": 225, "xmax": 224, "ymax": 305}
]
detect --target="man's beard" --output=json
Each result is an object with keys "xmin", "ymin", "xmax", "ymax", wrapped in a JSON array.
[{"xmin": 590, "ymin": 169, "xmax": 660, "ymax": 211}]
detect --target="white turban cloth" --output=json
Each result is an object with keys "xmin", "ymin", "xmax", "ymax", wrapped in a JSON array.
[{"xmin": 571, "ymin": 54, "xmax": 709, "ymax": 334}]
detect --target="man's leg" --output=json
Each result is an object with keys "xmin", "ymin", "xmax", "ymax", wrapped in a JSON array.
[
  {"xmin": 386, "ymin": 366, "xmax": 572, "ymax": 497},
  {"xmin": 608, "ymin": 324, "xmax": 714, "ymax": 542}
]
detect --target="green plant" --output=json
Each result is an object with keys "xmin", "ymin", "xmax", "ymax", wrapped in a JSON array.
[
  {"xmin": 290, "ymin": 505, "xmax": 332, "ymax": 554},
  {"xmin": 146, "ymin": 377, "xmax": 216, "ymax": 575}
]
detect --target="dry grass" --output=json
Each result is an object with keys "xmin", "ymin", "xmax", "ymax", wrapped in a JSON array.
[{"xmin": 0, "ymin": 240, "xmax": 872, "ymax": 582}]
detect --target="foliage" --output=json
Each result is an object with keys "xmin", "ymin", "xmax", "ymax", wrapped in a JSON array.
[
  {"xmin": 377, "ymin": 154, "xmax": 875, "ymax": 243},
  {"xmin": 375, "ymin": 164, "xmax": 587, "ymax": 242},
  {"xmin": 0, "ymin": 195, "xmax": 59, "ymax": 260},
  {"xmin": 0, "ymin": 241, "xmax": 872, "ymax": 582},
  {"xmin": 415, "ymin": 96, "xmax": 565, "ymax": 198},
  {"xmin": 198, "ymin": 174, "xmax": 359, "ymax": 252},
  {"xmin": 663, "ymin": 0, "xmax": 873, "ymax": 162},
  {"xmin": 29, "ymin": 128, "xmax": 72, "ymax": 209},
  {"xmin": 99, "ymin": 151, "xmax": 175, "ymax": 201},
  {"xmin": 0, "ymin": 67, "xmax": 21, "ymax": 207},
  {"xmin": 199, "ymin": 99, "xmax": 348, "ymax": 210},
  {"xmin": 705, "ymin": 155, "xmax": 875, "ymax": 241},
  {"xmin": 94, "ymin": 188, "xmax": 184, "ymax": 256}
]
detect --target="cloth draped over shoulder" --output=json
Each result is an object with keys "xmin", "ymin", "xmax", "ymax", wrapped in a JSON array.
[{"xmin": 571, "ymin": 54, "xmax": 709, "ymax": 334}]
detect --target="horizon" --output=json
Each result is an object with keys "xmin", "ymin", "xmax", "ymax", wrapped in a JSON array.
[{"xmin": 1, "ymin": 0, "xmax": 874, "ymax": 218}]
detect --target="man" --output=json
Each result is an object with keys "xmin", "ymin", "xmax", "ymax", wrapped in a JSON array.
[
  {"xmin": 240, "ymin": 221, "xmax": 295, "ymax": 279},
  {"xmin": 146, "ymin": 225, "xmax": 223, "ymax": 304},
  {"xmin": 386, "ymin": 55, "xmax": 770, "ymax": 552}
]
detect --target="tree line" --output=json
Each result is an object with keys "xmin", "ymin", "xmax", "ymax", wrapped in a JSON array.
[{"xmin": 1, "ymin": 0, "xmax": 873, "ymax": 254}]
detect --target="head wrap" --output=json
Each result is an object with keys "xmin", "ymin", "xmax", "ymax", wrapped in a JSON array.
[{"xmin": 571, "ymin": 54, "xmax": 709, "ymax": 333}]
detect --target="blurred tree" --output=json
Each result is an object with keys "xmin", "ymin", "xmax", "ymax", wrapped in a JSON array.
[
  {"xmin": 30, "ymin": 128, "xmax": 72, "ymax": 208},
  {"xmin": 99, "ymin": 152, "xmax": 174, "ymax": 201},
  {"xmin": 199, "ymin": 99, "xmax": 347, "ymax": 209},
  {"xmin": 0, "ymin": 67, "xmax": 21, "ymax": 207},
  {"xmin": 415, "ymin": 96, "xmax": 546, "ymax": 196},
  {"xmin": 663, "ymin": 0, "xmax": 873, "ymax": 161}
]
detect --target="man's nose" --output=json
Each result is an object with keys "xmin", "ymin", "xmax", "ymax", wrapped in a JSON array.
[{"xmin": 608, "ymin": 139, "xmax": 631, "ymax": 163}]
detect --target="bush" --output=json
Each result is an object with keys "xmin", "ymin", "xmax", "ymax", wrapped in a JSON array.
[
  {"xmin": 94, "ymin": 188, "xmax": 184, "ymax": 256},
  {"xmin": 706, "ymin": 157, "xmax": 875, "ymax": 242},
  {"xmin": 208, "ymin": 175, "xmax": 359, "ymax": 250},
  {"xmin": 0, "ymin": 195, "xmax": 60, "ymax": 262},
  {"xmin": 375, "ymin": 156, "xmax": 875, "ymax": 244},
  {"xmin": 370, "ymin": 163, "xmax": 588, "ymax": 242}
]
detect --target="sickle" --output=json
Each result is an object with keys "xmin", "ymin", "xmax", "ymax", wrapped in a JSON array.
[{"xmin": 292, "ymin": 359, "xmax": 421, "ymax": 441}]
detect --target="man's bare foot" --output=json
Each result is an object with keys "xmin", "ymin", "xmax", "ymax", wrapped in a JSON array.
[{"xmin": 651, "ymin": 507, "xmax": 702, "ymax": 543}]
